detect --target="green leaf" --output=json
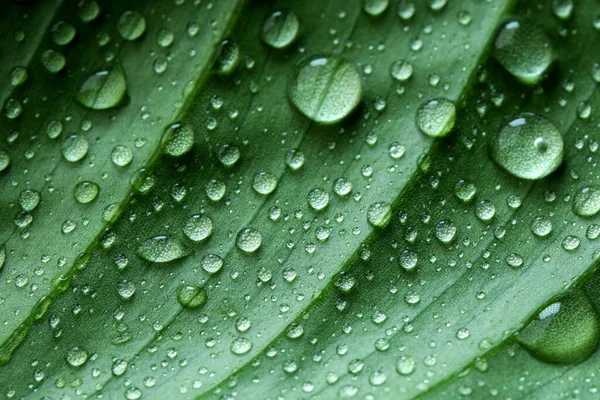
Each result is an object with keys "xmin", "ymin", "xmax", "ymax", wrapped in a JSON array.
[{"xmin": 1, "ymin": 0, "xmax": 600, "ymax": 399}]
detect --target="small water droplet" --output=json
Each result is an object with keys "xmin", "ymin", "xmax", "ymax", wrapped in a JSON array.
[
  {"xmin": 73, "ymin": 181, "xmax": 99, "ymax": 204},
  {"xmin": 182, "ymin": 214, "xmax": 212, "ymax": 242},
  {"xmin": 573, "ymin": 186, "xmax": 600, "ymax": 217},
  {"xmin": 137, "ymin": 235, "xmax": 190, "ymax": 263},
  {"xmin": 416, "ymin": 98, "xmax": 456, "ymax": 137},
  {"xmin": 61, "ymin": 134, "xmax": 89, "ymax": 162},
  {"xmin": 162, "ymin": 123, "xmax": 194, "ymax": 157},
  {"xmin": 66, "ymin": 346, "xmax": 88, "ymax": 367},
  {"xmin": 261, "ymin": 10, "xmax": 299, "ymax": 49},
  {"xmin": 118, "ymin": 11, "xmax": 146, "ymax": 41},
  {"xmin": 177, "ymin": 285, "xmax": 207, "ymax": 308},
  {"xmin": 367, "ymin": 202, "xmax": 391, "ymax": 227},
  {"xmin": 252, "ymin": 171, "xmax": 277, "ymax": 195},
  {"xmin": 307, "ymin": 188, "xmax": 330, "ymax": 211},
  {"xmin": 230, "ymin": 337, "xmax": 252, "ymax": 355},
  {"xmin": 236, "ymin": 228, "xmax": 262, "ymax": 253},
  {"xmin": 76, "ymin": 64, "xmax": 127, "ymax": 110}
]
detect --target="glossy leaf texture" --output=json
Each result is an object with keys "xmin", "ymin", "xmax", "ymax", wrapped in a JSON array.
[{"xmin": 1, "ymin": 0, "xmax": 600, "ymax": 399}]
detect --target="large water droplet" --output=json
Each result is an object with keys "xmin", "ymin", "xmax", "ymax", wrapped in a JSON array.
[
  {"xmin": 288, "ymin": 55, "xmax": 362, "ymax": 124},
  {"xmin": 261, "ymin": 10, "xmax": 299, "ymax": 49},
  {"xmin": 572, "ymin": 186, "xmax": 600, "ymax": 217},
  {"xmin": 236, "ymin": 228, "xmax": 262, "ymax": 253},
  {"xmin": 416, "ymin": 98, "xmax": 456, "ymax": 137},
  {"xmin": 494, "ymin": 21, "xmax": 553, "ymax": 84},
  {"xmin": 518, "ymin": 291, "xmax": 600, "ymax": 364},
  {"xmin": 491, "ymin": 113, "xmax": 563, "ymax": 180},
  {"xmin": 61, "ymin": 134, "xmax": 89, "ymax": 162},
  {"xmin": 435, "ymin": 220, "xmax": 456, "ymax": 243},
  {"xmin": 73, "ymin": 181, "xmax": 99, "ymax": 204},
  {"xmin": 252, "ymin": 171, "xmax": 277, "ymax": 195},
  {"xmin": 230, "ymin": 337, "xmax": 252, "ymax": 355},
  {"xmin": 177, "ymin": 285, "xmax": 207, "ymax": 309},
  {"xmin": 162, "ymin": 123, "xmax": 194, "ymax": 157},
  {"xmin": 363, "ymin": 0, "xmax": 389, "ymax": 16},
  {"xmin": 367, "ymin": 202, "xmax": 391, "ymax": 227},
  {"xmin": 183, "ymin": 214, "xmax": 212, "ymax": 242},
  {"xmin": 118, "ymin": 11, "xmax": 146, "ymax": 41},
  {"xmin": 66, "ymin": 346, "xmax": 88, "ymax": 367},
  {"xmin": 307, "ymin": 188, "xmax": 329, "ymax": 211},
  {"xmin": 76, "ymin": 64, "xmax": 127, "ymax": 110},
  {"xmin": 137, "ymin": 235, "xmax": 190, "ymax": 263}
]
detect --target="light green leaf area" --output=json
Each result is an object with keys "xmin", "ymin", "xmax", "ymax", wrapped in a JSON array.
[{"xmin": 1, "ymin": 0, "xmax": 599, "ymax": 399}]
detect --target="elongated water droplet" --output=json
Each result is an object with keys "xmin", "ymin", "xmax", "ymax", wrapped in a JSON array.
[
  {"xmin": 214, "ymin": 40, "xmax": 240, "ymax": 75},
  {"xmin": 494, "ymin": 21, "xmax": 553, "ymax": 84},
  {"xmin": 491, "ymin": 113, "xmax": 563, "ymax": 180},
  {"xmin": 162, "ymin": 123, "xmax": 194, "ymax": 157},
  {"xmin": 177, "ymin": 285, "xmax": 207, "ymax": 309},
  {"xmin": 572, "ymin": 186, "xmax": 600, "ymax": 217},
  {"xmin": 261, "ymin": 10, "xmax": 299, "ymax": 49},
  {"xmin": 76, "ymin": 64, "xmax": 127, "ymax": 110},
  {"xmin": 518, "ymin": 291, "xmax": 600, "ymax": 364},
  {"xmin": 288, "ymin": 55, "xmax": 362, "ymax": 124},
  {"xmin": 137, "ymin": 235, "xmax": 190, "ymax": 263},
  {"xmin": 118, "ymin": 11, "xmax": 146, "ymax": 41},
  {"xmin": 416, "ymin": 98, "xmax": 456, "ymax": 137}
]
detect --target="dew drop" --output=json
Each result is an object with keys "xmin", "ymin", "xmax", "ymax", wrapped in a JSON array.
[
  {"xmin": 435, "ymin": 220, "xmax": 456, "ymax": 243},
  {"xmin": 236, "ymin": 228, "xmax": 262, "ymax": 253},
  {"xmin": 41, "ymin": 50, "xmax": 66, "ymax": 73},
  {"xmin": 137, "ymin": 235, "xmax": 190, "ymax": 263},
  {"xmin": 177, "ymin": 285, "xmax": 207, "ymax": 309},
  {"xmin": 66, "ymin": 346, "xmax": 88, "ymax": 367},
  {"xmin": 162, "ymin": 123, "xmax": 194, "ymax": 157},
  {"xmin": 261, "ymin": 10, "xmax": 299, "ymax": 49},
  {"xmin": 363, "ymin": 0, "xmax": 389, "ymax": 16},
  {"xmin": 73, "ymin": 181, "xmax": 99, "ymax": 204},
  {"xmin": 52, "ymin": 21, "xmax": 76, "ymax": 45},
  {"xmin": 118, "ymin": 11, "xmax": 146, "ymax": 41},
  {"xmin": 454, "ymin": 179, "xmax": 476, "ymax": 202},
  {"xmin": 218, "ymin": 144, "xmax": 241, "ymax": 167},
  {"xmin": 572, "ymin": 186, "xmax": 600, "ymax": 217},
  {"xmin": 201, "ymin": 254, "xmax": 223, "ymax": 274},
  {"xmin": 76, "ymin": 64, "xmax": 127, "ymax": 110},
  {"xmin": 416, "ymin": 98, "xmax": 456, "ymax": 137},
  {"xmin": 182, "ymin": 214, "xmax": 213, "ymax": 242},
  {"xmin": 396, "ymin": 356, "xmax": 416, "ymax": 375},
  {"xmin": 214, "ymin": 40, "xmax": 240, "ymax": 75},
  {"xmin": 531, "ymin": 216, "xmax": 553, "ymax": 237},
  {"xmin": 19, "ymin": 189, "xmax": 40, "ymax": 211},
  {"xmin": 475, "ymin": 200, "xmax": 495, "ymax": 222},
  {"xmin": 307, "ymin": 188, "xmax": 330, "ymax": 211},
  {"xmin": 367, "ymin": 202, "xmax": 391, "ymax": 227},
  {"xmin": 111, "ymin": 145, "xmax": 133, "ymax": 166},
  {"xmin": 252, "ymin": 171, "xmax": 277, "ymax": 195},
  {"xmin": 61, "ymin": 134, "xmax": 89, "ymax": 162},
  {"xmin": 231, "ymin": 337, "xmax": 252, "ymax": 355},
  {"xmin": 284, "ymin": 149, "xmax": 305, "ymax": 171}
]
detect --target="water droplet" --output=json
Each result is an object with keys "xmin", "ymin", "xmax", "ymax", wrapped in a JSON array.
[
  {"xmin": 261, "ymin": 10, "xmax": 299, "ymax": 49},
  {"xmin": 398, "ymin": 0, "xmax": 415, "ymax": 20},
  {"xmin": 52, "ymin": 21, "xmax": 76, "ymax": 45},
  {"xmin": 456, "ymin": 328, "xmax": 470, "ymax": 340},
  {"xmin": 367, "ymin": 202, "xmax": 391, "ymax": 227},
  {"xmin": 117, "ymin": 280, "xmax": 136, "ymax": 299},
  {"xmin": 252, "ymin": 171, "xmax": 277, "ymax": 195},
  {"xmin": 177, "ymin": 285, "xmax": 207, "ymax": 308},
  {"xmin": 506, "ymin": 252, "xmax": 524, "ymax": 268},
  {"xmin": 491, "ymin": 113, "xmax": 563, "ymax": 180},
  {"xmin": 218, "ymin": 144, "xmax": 240, "ymax": 167},
  {"xmin": 76, "ymin": 64, "xmax": 127, "ymax": 110},
  {"xmin": 284, "ymin": 149, "xmax": 305, "ymax": 171},
  {"xmin": 435, "ymin": 220, "xmax": 456, "ymax": 243},
  {"xmin": 162, "ymin": 123, "xmax": 194, "ymax": 157},
  {"xmin": 475, "ymin": 200, "xmax": 495, "ymax": 222},
  {"xmin": 288, "ymin": 55, "xmax": 362, "ymax": 124},
  {"xmin": 10, "ymin": 66, "xmax": 27, "ymax": 86},
  {"xmin": 230, "ymin": 337, "xmax": 252, "ymax": 355},
  {"xmin": 236, "ymin": 228, "xmax": 262, "ymax": 253},
  {"xmin": 137, "ymin": 235, "xmax": 190, "ymax": 263},
  {"xmin": 46, "ymin": 120, "xmax": 63, "ymax": 139},
  {"xmin": 0, "ymin": 149, "xmax": 9, "ymax": 172},
  {"xmin": 66, "ymin": 346, "xmax": 88, "ymax": 367},
  {"xmin": 118, "ymin": 11, "xmax": 146, "ymax": 41},
  {"xmin": 562, "ymin": 235, "xmax": 580, "ymax": 251},
  {"xmin": 518, "ymin": 291, "xmax": 600, "ymax": 364},
  {"xmin": 61, "ymin": 134, "xmax": 89, "ymax": 162},
  {"xmin": 428, "ymin": 0, "xmax": 447, "ymax": 11},
  {"xmin": 416, "ymin": 98, "xmax": 456, "ymax": 137},
  {"xmin": 552, "ymin": 0, "xmax": 573, "ymax": 19},
  {"xmin": 182, "ymin": 214, "xmax": 212, "ymax": 242},
  {"xmin": 19, "ymin": 189, "xmax": 40, "ymax": 211},
  {"xmin": 399, "ymin": 249, "xmax": 418, "ymax": 271},
  {"xmin": 78, "ymin": 0, "xmax": 100, "ymax": 22},
  {"xmin": 73, "ymin": 181, "xmax": 99, "ymax": 204},
  {"xmin": 573, "ymin": 186, "xmax": 600, "ymax": 217},
  {"xmin": 214, "ymin": 40, "xmax": 240, "ymax": 75},
  {"xmin": 531, "ymin": 216, "xmax": 553, "ymax": 237},
  {"xmin": 111, "ymin": 145, "xmax": 133, "ymax": 166},
  {"xmin": 112, "ymin": 359, "xmax": 128, "ymax": 376},
  {"xmin": 363, "ymin": 0, "xmax": 389, "ymax": 16},
  {"xmin": 307, "ymin": 188, "xmax": 330, "ymax": 211},
  {"xmin": 41, "ymin": 50, "xmax": 66, "ymax": 73},
  {"xmin": 205, "ymin": 179, "xmax": 226, "ymax": 201},
  {"xmin": 286, "ymin": 323, "xmax": 304, "ymax": 339},
  {"xmin": 396, "ymin": 356, "xmax": 416, "ymax": 375},
  {"xmin": 156, "ymin": 28, "xmax": 174, "ymax": 47},
  {"xmin": 494, "ymin": 21, "xmax": 553, "ymax": 84},
  {"xmin": 454, "ymin": 179, "xmax": 476, "ymax": 202},
  {"xmin": 201, "ymin": 254, "xmax": 223, "ymax": 274}
]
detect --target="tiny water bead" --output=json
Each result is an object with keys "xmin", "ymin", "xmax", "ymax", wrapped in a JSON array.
[
  {"xmin": 162, "ymin": 123, "xmax": 194, "ymax": 157},
  {"xmin": 367, "ymin": 202, "xmax": 391, "ymax": 227},
  {"xmin": 399, "ymin": 249, "xmax": 418, "ymax": 271},
  {"xmin": 176, "ymin": 285, "xmax": 207, "ymax": 309},
  {"xmin": 363, "ymin": 0, "xmax": 389, "ymax": 16},
  {"xmin": 66, "ymin": 346, "xmax": 88, "ymax": 367},
  {"xmin": 73, "ymin": 181, "xmax": 99, "ymax": 204},
  {"xmin": 41, "ymin": 49, "xmax": 66, "ymax": 73},
  {"xmin": 118, "ymin": 11, "xmax": 146, "ymax": 41},
  {"xmin": 505, "ymin": 252, "xmax": 524, "ymax": 268},
  {"xmin": 252, "ymin": 171, "xmax": 277, "ymax": 195},
  {"xmin": 416, "ymin": 98, "xmax": 456, "ymax": 138},
  {"xmin": 572, "ymin": 186, "xmax": 600, "ymax": 217},
  {"xmin": 236, "ymin": 228, "xmax": 262, "ymax": 253},
  {"xmin": 288, "ymin": 55, "xmax": 362, "ymax": 124},
  {"xmin": 261, "ymin": 10, "xmax": 299, "ymax": 49},
  {"xmin": 218, "ymin": 144, "xmax": 241, "ymax": 167},
  {"xmin": 517, "ymin": 291, "xmax": 600, "ymax": 364},
  {"xmin": 76, "ymin": 64, "xmax": 127, "ymax": 110},
  {"xmin": 490, "ymin": 113, "xmax": 563, "ymax": 180},
  {"xmin": 61, "ymin": 134, "xmax": 89, "ymax": 162},
  {"xmin": 137, "ymin": 235, "xmax": 190, "ymax": 263},
  {"xmin": 493, "ymin": 21, "xmax": 553, "ymax": 84},
  {"xmin": 117, "ymin": 280, "xmax": 136, "ymax": 299},
  {"xmin": 206, "ymin": 179, "xmax": 226, "ymax": 201},
  {"xmin": 395, "ymin": 356, "xmax": 416, "ymax": 375},
  {"xmin": 182, "ymin": 214, "xmax": 213, "ymax": 242},
  {"xmin": 111, "ymin": 145, "xmax": 133, "ymax": 166},
  {"xmin": 19, "ymin": 189, "xmax": 40, "ymax": 211},
  {"xmin": 307, "ymin": 188, "xmax": 330, "ymax": 211},
  {"xmin": 531, "ymin": 216, "xmax": 553, "ymax": 237}
]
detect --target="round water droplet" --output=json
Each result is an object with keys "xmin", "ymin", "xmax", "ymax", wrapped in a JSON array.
[
  {"xmin": 475, "ymin": 200, "xmax": 495, "ymax": 221},
  {"xmin": 162, "ymin": 123, "xmax": 194, "ymax": 157},
  {"xmin": 307, "ymin": 188, "xmax": 330, "ymax": 211},
  {"xmin": 288, "ymin": 55, "xmax": 362, "ymax": 124},
  {"xmin": 10, "ymin": 66, "xmax": 27, "ymax": 86},
  {"xmin": 491, "ymin": 113, "xmax": 563, "ymax": 180},
  {"xmin": 573, "ymin": 186, "xmax": 600, "ymax": 217},
  {"xmin": 117, "ymin": 280, "xmax": 136, "ymax": 299},
  {"xmin": 286, "ymin": 323, "xmax": 304, "ymax": 339},
  {"xmin": 416, "ymin": 98, "xmax": 456, "ymax": 138},
  {"xmin": 78, "ymin": 0, "xmax": 100, "ymax": 22},
  {"xmin": 236, "ymin": 228, "xmax": 262, "ymax": 253},
  {"xmin": 456, "ymin": 328, "xmax": 470, "ymax": 340},
  {"xmin": 206, "ymin": 179, "xmax": 226, "ymax": 201},
  {"xmin": 231, "ymin": 337, "xmax": 252, "ymax": 355},
  {"xmin": 252, "ymin": 171, "xmax": 277, "ymax": 195},
  {"xmin": 66, "ymin": 346, "xmax": 88, "ymax": 367},
  {"xmin": 333, "ymin": 177, "xmax": 352, "ymax": 196},
  {"xmin": 363, "ymin": 0, "xmax": 389, "ymax": 16},
  {"xmin": 118, "ymin": 11, "xmax": 146, "ymax": 41},
  {"xmin": 76, "ymin": 64, "xmax": 127, "ymax": 110},
  {"xmin": 552, "ymin": 0, "xmax": 573, "ymax": 19},
  {"xmin": 396, "ymin": 356, "xmax": 415, "ymax": 375},
  {"xmin": 390, "ymin": 60, "xmax": 413, "ymax": 82},
  {"xmin": 73, "ymin": 181, "xmax": 99, "ymax": 204},
  {"xmin": 214, "ymin": 40, "xmax": 240, "ymax": 75},
  {"xmin": 435, "ymin": 220, "xmax": 456, "ymax": 243},
  {"xmin": 112, "ymin": 359, "xmax": 128, "ymax": 376},
  {"xmin": 46, "ymin": 120, "xmax": 63, "ymax": 139},
  {"xmin": 518, "ymin": 291, "xmax": 600, "ymax": 364},
  {"xmin": 41, "ymin": 50, "xmax": 66, "ymax": 73},
  {"xmin": 0, "ymin": 149, "xmax": 10, "ymax": 172},
  {"xmin": 137, "ymin": 235, "xmax": 190, "ymax": 263},
  {"xmin": 261, "ymin": 10, "xmax": 299, "ymax": 49},
  {"xmin": 562, "ymin": 235, "xmax": 580, "ymax": 251},
  {"xmin": 61, "ymin": 134, "xmax": 89, "ymax": 162},
  {"xmin": 52, "ymin": 21, "xmax": 76, "ymax": 45},
  {"xmin": 531, "ymin": 216, "xmax": 552, "ymax": 237},
  {"xmin": 285, "ymin": 149, "xmax": 305, "ymax": 171},
  {"xmin": 111, "ymin": 145, "xmax": 133, "ymax": 166},
  {"xmin": 201, "ymin": 254, "xmax": 223, "ymax": 274},
  {"xmin": 19, "ymin": 189, "xmax": 40, "ymax": 211},
  {"xmin": 177, "ymin": 285, "xmax": 207, "ymax": 309},
  {"xmin": 182, "ymin": 214, "xmax": 212, "ymax": 242},
  {"xmin": 156, "ymin": 28, "xmax": 174, "ymax": 47},
  {"xmin": 454, "ymin": 179, "xmax": 476, "ymax": 202},
  {"xmin": 506, "ymin": 252, "xmax": 524, "ymax": 268},
  {"xmin": 399, "ymin": 249, "xmax": 418, "ymax": 271},
  {"xmin": 367, "ymin": 202, "xmax": 391, "ymax": 227},
  {"xmin": 493, "ymin": 21, "xmax": 553, "ymax": 84},
  {"xmin": 428, "ymin": 0, "xmax": 447, "ymax": 11},
  {"xmin": 218, "ymin": 144, "xmax": 240, "ymax": 167}
]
